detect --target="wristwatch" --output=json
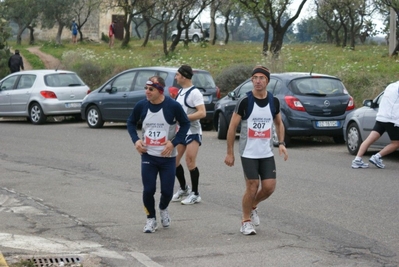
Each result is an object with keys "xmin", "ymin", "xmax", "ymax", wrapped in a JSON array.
[{"xmin": 278, "ymin": 142, "xmax": 286, "ymax": 146}]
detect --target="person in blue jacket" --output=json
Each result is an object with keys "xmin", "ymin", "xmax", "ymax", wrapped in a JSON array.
[
  {"xmin": 127, "ymin": 76, "xmax": 190, "ymax": 233},
  {"xmin": 71, "ymin": 19, "xmax": 78, "ymax": 44}
]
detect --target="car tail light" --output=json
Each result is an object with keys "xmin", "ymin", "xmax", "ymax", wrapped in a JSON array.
[
  {"xmin": 216, "ymin": 86, "xmax": 221, "ymax": 99},
  {"xmin": 87, "ymin": 89, "xmax": 91, "ymax": 95},
  {"xmin": 346, "ymin": 96, "xmax": 355, "ymax": 110},
  {"xmin": 285, "ymin": 96, "xmax": 305, "ymax": 111},
  {"xmin": 40, "ymin": 91, "xmax": 57, "ymax": 98},
  {"xmin": 168, "ymin": 86, "xmax": 179, "ymax": 99}
]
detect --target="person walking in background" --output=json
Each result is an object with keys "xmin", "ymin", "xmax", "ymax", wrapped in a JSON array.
[
  {"xmin": 71, "ymin": 19, "xmax": 78, "ymax": 44},
  {"xmin": 224, "ymin": 66, "xmax": 288, "ymax": 235},
  {"xmin": 351, "ymin": 81, "xmax": 399, "ymax": 169},
  {"xmin": 108, "ymin": 21, "xmax": 116, "ymax": 48},
  {"xmin": 8, "ymin": 50, "xmax": 24, "ymax": 73},
  {"xmin": 127, "ymin": 76, "xmax": 190, "ymax": 233},
  {"xmin": 171, "ymin": 65, "xmax": 206, "ymax": 205}
]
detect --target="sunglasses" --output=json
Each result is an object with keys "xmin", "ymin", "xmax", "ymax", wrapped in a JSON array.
[{"xmin": 144, "ymin": 86, "xmax": 155, "ymax": 91}]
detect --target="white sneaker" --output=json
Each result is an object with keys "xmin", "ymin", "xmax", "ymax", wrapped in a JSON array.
[
  {"xmin": 351, "ymin": 158, "xmax": 369, "ymax": 169},
  {"xmin": 250, "ymin": 208, "xmax": 260, "ymax": 226},
  {"xmin": 160, "ymin": 208, "xmax": 170, "ymax": 227},
  {"xmin": 143, "ymin": 218, "xmax": 158, "ymax": 233},
  {"xmin": 172, "ymin": 185, "xmax": 191, "ymax": 202},
  {"xmin": 369, "ymin": 154, "xmax": 385, "ymax": 168},
  {"xmin": 181, "ymin": 192, "xmax": 201, "ymax": 205},
  {"xmin": 240, "ymin": 221, "xmax": 256, "ymax": 235}
]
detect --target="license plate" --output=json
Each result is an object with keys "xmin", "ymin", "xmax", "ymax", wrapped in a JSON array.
[
  {"xmin": 203, "ymin": 95, "xmax": 210, "ymax": 102},
  {"xmin": 316, "ymin": 121, "xmax": 339, "ymax": 127},
  {"xmin": 65, "ymin": 102, "xmax": 81, "ymax": 108}
]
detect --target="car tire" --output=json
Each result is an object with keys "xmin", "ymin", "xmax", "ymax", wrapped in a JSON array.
[
  {"xmin": 171, "ymin": 35, "xmax": 177, "ymax": 42},
  {"xmin": 29, "ymin": 102, "xmax": 47, "ymax": 125},
  {"xmin": 217, "ymin": 113, "xmax": 228, "ymax": 140},
  {"xmin": 86, "ymin": 106, "xmax": 104, "ymax": 128},
  {"xmin": 192, "ymin": 35, "xmax": 200, "ymax": 43},
  {"xmin": 346, "ymin": 122, "xmax": 362, "ymax": 155},
  {"xmin": 272, "ymin": 123, "xmax": 291, "ymax": 147}
]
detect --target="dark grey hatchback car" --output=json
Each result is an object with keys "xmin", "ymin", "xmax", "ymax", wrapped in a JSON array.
[
  {"xmin": 214, "ymin": 72, "xmax": 355, "ymax": 146},
  {"xmin": 81, "ymin": 66, "xmax": 219, "ymax": 129}
]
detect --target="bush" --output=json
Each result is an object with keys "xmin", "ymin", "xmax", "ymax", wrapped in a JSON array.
[{"xmin": 215, "ymin": 64, "xmax": 253, "ymax": 95}]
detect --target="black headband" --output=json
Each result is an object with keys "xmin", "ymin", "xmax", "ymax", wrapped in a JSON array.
[{"xmin": 252, "ymin": 67, "xmax": 270, "ymax": 81}]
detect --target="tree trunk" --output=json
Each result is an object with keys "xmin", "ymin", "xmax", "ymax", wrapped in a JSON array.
[
  {"xmin": 27, "ymin": 26, "xmax": 35, "ymax": 45},
  {"xmin": 56, "ymin": 24, "xmax": 63, "ymax": 45}
]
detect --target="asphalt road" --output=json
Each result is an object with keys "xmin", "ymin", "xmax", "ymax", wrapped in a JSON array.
[{"xmin": 1, "ymin": 118, "xmax": 398, "ymax": 267}]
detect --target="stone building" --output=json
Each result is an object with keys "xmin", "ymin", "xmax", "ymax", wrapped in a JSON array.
[{"xmin": 33, "ymin": 7, "xmax": 124, "ymax": 43}]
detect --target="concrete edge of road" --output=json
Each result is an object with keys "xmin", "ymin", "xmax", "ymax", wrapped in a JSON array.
[{"xmin": 0, "ymin": 252, "xmax": 9, "ymax": 267}]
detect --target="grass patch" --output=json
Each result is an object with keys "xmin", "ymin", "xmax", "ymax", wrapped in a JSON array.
[{"xmin": 10, "ymin": 39, "xmax": 399, "ymax": 107}]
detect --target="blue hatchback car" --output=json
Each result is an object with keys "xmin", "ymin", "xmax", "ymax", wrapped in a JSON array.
[
  {"xmin": 214, "ymin": 72, "xmax": 355, "ymax": 146},
  {"xmin": 81, "ymin": 66, "xmax": 219, "ymax": 129}
]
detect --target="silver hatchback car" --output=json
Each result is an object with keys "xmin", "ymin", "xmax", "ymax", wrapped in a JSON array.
[{"xmin": 0, "ymin": 70, "xmax": 90, "ymax": 124}]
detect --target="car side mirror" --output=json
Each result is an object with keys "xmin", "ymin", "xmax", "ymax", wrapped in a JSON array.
[
  {"xmin": 228, "ymin": 91, "xmax": 237, "ymax": 100},
  {"xmin": 362, "ymin": 99, "xmax": 373, "ymax": 107},
  {"xmin": 104, "ymin": 84, "xmax": 114, "ymax": 93}
]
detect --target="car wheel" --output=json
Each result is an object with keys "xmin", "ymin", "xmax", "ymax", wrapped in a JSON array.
[
  {"xmin": 333, "ymin": 135, "xmax": 345, "ymax": 144},
  {"xmin": 346, "ymin": 122, "xmax": 362, "ymax": 155},
  {"xmin": 192, "ymin": 35, "xmax": 200, "ymax": 43},
  {"xmin": 217, "ymin": 113, "xmax": 228, "ymax": 140},
  {"xmin": 86, "ymin": 106, "xmax": 104, "ymax": 128},
  {"xmin": 272, "ymin": 123, "xmax": 291, "ymax": 147},
  {"xmin": 29, "ymin": 102, "xmax": 47, "ymax": 125},
  {"xmin": 171, "ymin": 35, "xmax": 177, "ymax": 42}
]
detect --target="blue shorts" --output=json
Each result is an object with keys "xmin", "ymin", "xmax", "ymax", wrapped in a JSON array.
[{"xmin": 181, "ymin": 134, "xmax": 202, "ymax": 146}]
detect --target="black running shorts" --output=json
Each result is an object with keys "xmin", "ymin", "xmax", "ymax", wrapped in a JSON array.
[{"xmin": 240, "ymin": 156, "xmax": 276, "ymax": 180}]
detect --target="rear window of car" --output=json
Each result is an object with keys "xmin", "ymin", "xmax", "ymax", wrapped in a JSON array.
[
  {"xmin": 45, "ymin": 73, "xmax": 85, "ymax": 87},
  {"xmin": 192, "ymin": 72, "xmax": 216, "ymax": 89},
  {"xmin": 290, "ymin": 78, "xmax": 346, "ymax": 96}
]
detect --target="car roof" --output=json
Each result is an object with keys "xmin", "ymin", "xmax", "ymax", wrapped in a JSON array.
[
  {"xmin": 272, "ymin": 72, "xmax": 339, "ymax": 80},
  {"xmin": 117, "ymin": 66, "xmax": 210, "ymax": 74},
  {"xmin": 6, "ymin": 69, "xmax": 76, "ymax": 75}
]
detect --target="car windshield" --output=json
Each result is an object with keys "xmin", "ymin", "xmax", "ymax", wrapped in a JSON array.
[
  {"xmin": 45, "ymin": 73, "xmax": 85, "ymax": 87},
  {"xmin": 290, "ymin": 78, "xmax": 346, "ymax": 96}
]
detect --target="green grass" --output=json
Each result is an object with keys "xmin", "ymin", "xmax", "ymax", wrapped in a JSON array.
[{"xmin": 11, "ymin": 39, "xmax": 399, "ymax": 107}]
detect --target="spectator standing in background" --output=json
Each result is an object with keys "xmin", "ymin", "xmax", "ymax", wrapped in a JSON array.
[
  {"xmin": 8, "ymin": 50, "xmax": 24, "ymax": 73},
  {"xmin": 71, "ymin": 19, "xmax": 78, "ymax": 44},
  {"xmin": 109, "ymin": 21, "xmax": 116, "ymax": 48}
]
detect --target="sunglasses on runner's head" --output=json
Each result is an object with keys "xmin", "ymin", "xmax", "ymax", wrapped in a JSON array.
[{"xmin": 144, "ymin": 80, "xmax": 164, "ymax": 92}]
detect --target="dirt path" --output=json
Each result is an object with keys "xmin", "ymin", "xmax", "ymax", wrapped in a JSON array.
[{"xmin": 24, "ymin": 47, "xmax": 64, "ymax": 70}]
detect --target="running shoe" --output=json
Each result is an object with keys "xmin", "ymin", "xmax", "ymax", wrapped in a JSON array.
[
  {"xmin": 351, "ymin": 159, "xmax": 369, "ymax": 169},
  {"xmin": 171, "ymin": 185, "xmax": 191, "ymax": 202},
  {"xmin": 250, "ymin": 208, "xmax": 260, "ymax": 226},
  {"xmin": 143, "ymin": 218, "xmax": 158, "ymax": 233},
  {"xmin": 240, "ymin": 221, "xmax": 256, "ymax": 235},
  {"xmin": 160, "ymin": 208, "xmax": 170, "ymax": 227},
  {"xmin": 369, "ymin": 154, "xmax": 385, "ymax": 168},
  {"xmin": 181, "ymin": 192, "xmax": 201, "ymax": 205}
]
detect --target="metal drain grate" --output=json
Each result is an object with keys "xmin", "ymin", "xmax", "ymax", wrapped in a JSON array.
[{"xmin": 27, "ymin": 255, "xmax": 82, "ymax": 267}]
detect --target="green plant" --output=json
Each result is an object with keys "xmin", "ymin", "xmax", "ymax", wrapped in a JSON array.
[{"xmin": 215, "ymin": 64, "xmax": 253, "ymax": 95}]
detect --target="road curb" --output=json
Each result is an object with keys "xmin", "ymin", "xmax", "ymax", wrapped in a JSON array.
[{"xmin": 0, "ymin": 252, "xmax": 9, "ymax": 267}]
